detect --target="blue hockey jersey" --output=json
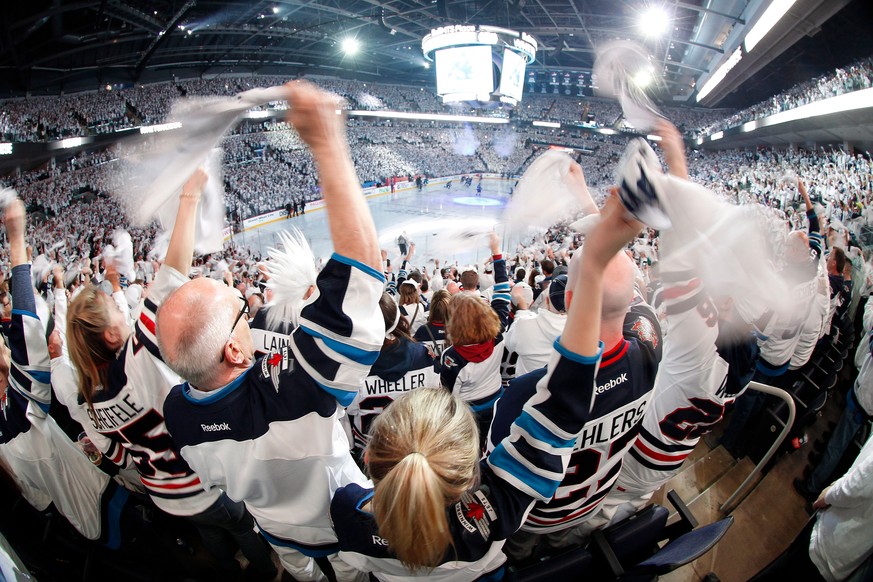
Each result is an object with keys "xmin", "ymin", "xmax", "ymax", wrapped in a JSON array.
[{"xmin": 331, "ymin": 340, "xmax": 603, "ymax": 581}]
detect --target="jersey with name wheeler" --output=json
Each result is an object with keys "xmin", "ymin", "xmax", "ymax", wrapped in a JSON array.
[
  {"xmin": 163, "ymin": 254, "xmax": 385, "ymax": 556},
  {"xmin": 0, "ymin": 264, "xmax": 128, "ymax": 545},
  {"xmin": 86, "ymin": 265, "xmax": 220, "ymax": 516},
  {"xmin": 331, "ymin": 341, "xmax": 602, "ymax": 581},
  {"xmin": 487, "ymin": 302, "xmax": 661, "ymax": 534},
  {"xmin": 347, "ymin": 337, "xmax": 438, "ymax": 451}
]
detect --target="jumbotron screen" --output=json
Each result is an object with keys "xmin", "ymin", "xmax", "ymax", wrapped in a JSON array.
[
  {"xmin": 435, "ymin": 45, "xmax": 494, "ymax": 96},
  {"xmin": 498, "ymin": 48, "xmax": 526, "ymax": 102}
]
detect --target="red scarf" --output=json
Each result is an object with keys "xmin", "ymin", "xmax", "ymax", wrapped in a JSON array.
[{"xmin": 455, "ymin": 340, "xmax": 495, "ymax": 363}]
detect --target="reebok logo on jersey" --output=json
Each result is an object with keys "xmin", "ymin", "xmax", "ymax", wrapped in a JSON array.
[
  {"xmin": 596, "ymin": 373, "xmax": 627, "ymax": 395},
  {"xmin": 201, "ymin": 422, "xmax": 231, "ymax": 432}
]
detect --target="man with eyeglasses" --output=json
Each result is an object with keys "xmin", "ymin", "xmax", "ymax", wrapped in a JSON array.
[{"xmin": 157, "ymin": 81, "xmax": 384, "ymax": 582}]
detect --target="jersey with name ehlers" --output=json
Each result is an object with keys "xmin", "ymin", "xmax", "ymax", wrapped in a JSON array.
[{"xmin": 488, "ymin": 300, "xmax": 662, "ymax": 533}]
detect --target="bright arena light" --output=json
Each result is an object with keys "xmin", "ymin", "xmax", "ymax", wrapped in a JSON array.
[
  {"xmin": 341, "ymin": 38, "xmax": 360, "ymax": 55},
  {"xmin": 632, "ymin": 68, "xmax": 654, "ymax": 88},
  {"xmin": 640, "ymin": 6, "xmax": 670, "ymax": 38}
]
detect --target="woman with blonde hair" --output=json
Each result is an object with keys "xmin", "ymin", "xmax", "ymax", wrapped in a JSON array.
[
  {"xmin": 330, "ymin": 195, "xmax": 643, "ymax": 580},
  {"xmin": 64, "ymin": 170, "xmax": 277, "ymax": 579},
  {"xmin": 439, "ymin": 234, "xmax": 509, "ymax": 447}
]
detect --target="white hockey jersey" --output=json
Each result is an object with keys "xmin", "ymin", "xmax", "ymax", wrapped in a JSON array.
[
  {"xmin": 85, "ymin": 265, "xmax": 219, "ymax": 516},
  {"xmin": 163, "ymin": 254, "xmax": 385, "ymax": 556},
  {"xmin": 347, "ymin": 338, "xmax": 438, "ymax": 451},
  {"xmin": 614, "ymin": 271, "xmax": 757, "ymax": 499},
  {"xmin": 0, "ymin": 264, "xmax": 128, "ymax": 545}
]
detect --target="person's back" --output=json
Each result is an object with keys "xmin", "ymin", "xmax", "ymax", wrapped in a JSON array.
[
  {"xmin": 348, "ymin": 296, "xmax": 439, "ymax": 452},
  {"xmin": 489, "ymin": 296, "xmax": 660, "ymax": 549},
  {"xmin": 330, "ymin": 195, "xmax": 638, "ymax": 580},
  {"xmin": 503, "ymin": 275, "xmax": 569, "ymax": 378},
  {"xmin": 0, "ymin": 209, "xmax": 127, "ymax": 544},
  {"xmin": 159, "ymin": 81, "xmax": 387, "ymax": 581},
  {"xmin": 71, "ymin": 270, "xmax": 220, "ymax": 516},
  {"xmin": 440, "ymin": 236, "xmax": 510, "ymax": 446}
]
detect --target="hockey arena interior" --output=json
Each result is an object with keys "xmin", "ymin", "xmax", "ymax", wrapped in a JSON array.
[{"xmin": 1, "ymin": 0, "xmax": 873, "ymax": 580}]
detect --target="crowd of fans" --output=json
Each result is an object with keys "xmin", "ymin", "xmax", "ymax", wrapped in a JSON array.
[
  {"xmin": 695, "ymin": 55, "xmax": 873, "ymax": 138},
  {"xmin": 2, "ymin": 51, "xmax": 871, "ymax": 149},
  {"xmin": 0, "ymin": 77, "xmax": 870, "ymax": 582}
]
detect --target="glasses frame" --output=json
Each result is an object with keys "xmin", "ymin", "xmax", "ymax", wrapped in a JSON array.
[{"xmin": 219, "ymin": 295, "xmax": 250, "ymax": 363}]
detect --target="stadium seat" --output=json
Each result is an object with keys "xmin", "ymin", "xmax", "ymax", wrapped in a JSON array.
[
  {"xmin": 506, "ymin": 547, "xmax": 594, "ymax": 581},
  {"xmin": 620, "ymin": 516, "xmax": 734, "ymax": 579}
]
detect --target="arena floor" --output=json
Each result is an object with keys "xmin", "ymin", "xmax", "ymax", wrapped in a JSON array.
[{"xmin": 232, "ymin": 178, "xmax": 523, "ymax": 268}]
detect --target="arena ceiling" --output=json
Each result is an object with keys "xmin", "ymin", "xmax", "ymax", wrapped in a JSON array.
[{"xmin": 0, "ymin": 0, "xmax": 868, "ymax": 107}]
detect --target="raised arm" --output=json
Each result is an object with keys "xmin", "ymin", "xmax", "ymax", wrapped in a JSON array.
[
  {"xmin": 566, "ymin": 162, "xmax": 599, "ymax": 216},
  {"xmin": 3, "ymin": 200, "xmax": 51, "ymax": 412},
  {"xmin": 655, "ymin": 120, "xmax": 689, "ymax": 180},
  {"xmin": 563, "ymin": 195, "xmax": 644, "ymax": 358},
  {"xmin": 285, "ymin": 81, "xmax": 380, "ymax": 272},
  {"xmin": 798, "ymin": 179, "xmax": 814, "ymax": 213},
  {"xmin": 489, "ymin": 232, "xmax": 510, "ymax": 332},
  {"xmin": 6, "ymin": 200, "xmax": 28, "ymax": 270},
  {"xmin": 163, "ymin": 169, "xmax": 207, "ymax": 276}
]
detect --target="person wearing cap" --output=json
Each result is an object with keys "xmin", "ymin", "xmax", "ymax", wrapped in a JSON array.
[
  {"xmin": 510, "ymin": 282, "xmax": 535, "ymax": 315},
  {"xmin": 502, "ymin": 274, "xmax": 569, "ymax": 379}
]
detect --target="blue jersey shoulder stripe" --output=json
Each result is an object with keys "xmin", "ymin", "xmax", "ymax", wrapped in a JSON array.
[
  {"xmin": 488, "ymin": 444, "xmax": 559, "ymax": 500},
  {"xmin": 514, "ymin": 411, "xmax": 577, "ymax": 449},
  {"xmin": 300, "ymin": 325, "xmax": 380, "ymax": 366},
  {"xmin": 10, "ymin": 309, "xmax": 38, "ymax": 319},
  {"xmin": 28, "ymin": 370, "xmax": 51, "ymax": 385},
  {"xmin": 330, "ymin": 253, "xmax": 386, "ymax": 283},
  {"xmin": 317, "ymin": 382, "xmax": 357, "ymax": 407}
]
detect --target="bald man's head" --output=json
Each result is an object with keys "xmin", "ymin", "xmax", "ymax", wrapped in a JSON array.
[
  {"xmin": 157, "ymin": 278, "xmax": 253, "ymax": 389},
  {"xmin": 566, "ymin": 249, "xmax": 635, "ymax": 323}
]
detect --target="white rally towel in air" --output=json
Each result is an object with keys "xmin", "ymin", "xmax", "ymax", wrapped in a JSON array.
[
  {"xmin": 502, "ymin": 150, "xmax": 587, "ymax": 236},
  {"xmin": 593, "ymin": 40, "xmax": 666, "ymax": 132},
  {"xmin": 116, "ymin": 85, "xmax": 287, "ymax": 254},
  {"xmin": 101, "ymin": 230, "xmax": 136, "ymax": 282}
]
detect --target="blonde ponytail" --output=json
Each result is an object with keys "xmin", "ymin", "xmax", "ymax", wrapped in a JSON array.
[{"xmin": 367, "ymin": 388, "xmax": 480, "ymax": 570}]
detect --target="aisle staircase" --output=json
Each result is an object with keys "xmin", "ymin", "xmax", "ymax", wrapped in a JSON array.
[{"xmin": 652, "ymin": 401, "xmax": 839, "ymax": 582}]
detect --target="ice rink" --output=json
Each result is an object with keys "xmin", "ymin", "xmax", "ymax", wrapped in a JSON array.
[{"xmin": 232, "ymin": 177, "xmax": 522, "ymax": 267}]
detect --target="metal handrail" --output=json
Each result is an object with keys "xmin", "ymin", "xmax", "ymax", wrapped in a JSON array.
[{"xmin": 719, "ymin": 381, "xmax": 796, "ymax": 515}]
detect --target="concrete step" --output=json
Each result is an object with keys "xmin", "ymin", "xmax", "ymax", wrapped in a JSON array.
[
  {"xmin": 680, "ymin": 454, "xmax": 756, "ymax": 525},
  {"xmin": 650, "ymin": 444, "xmax": 738, "ymax": 511}
]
